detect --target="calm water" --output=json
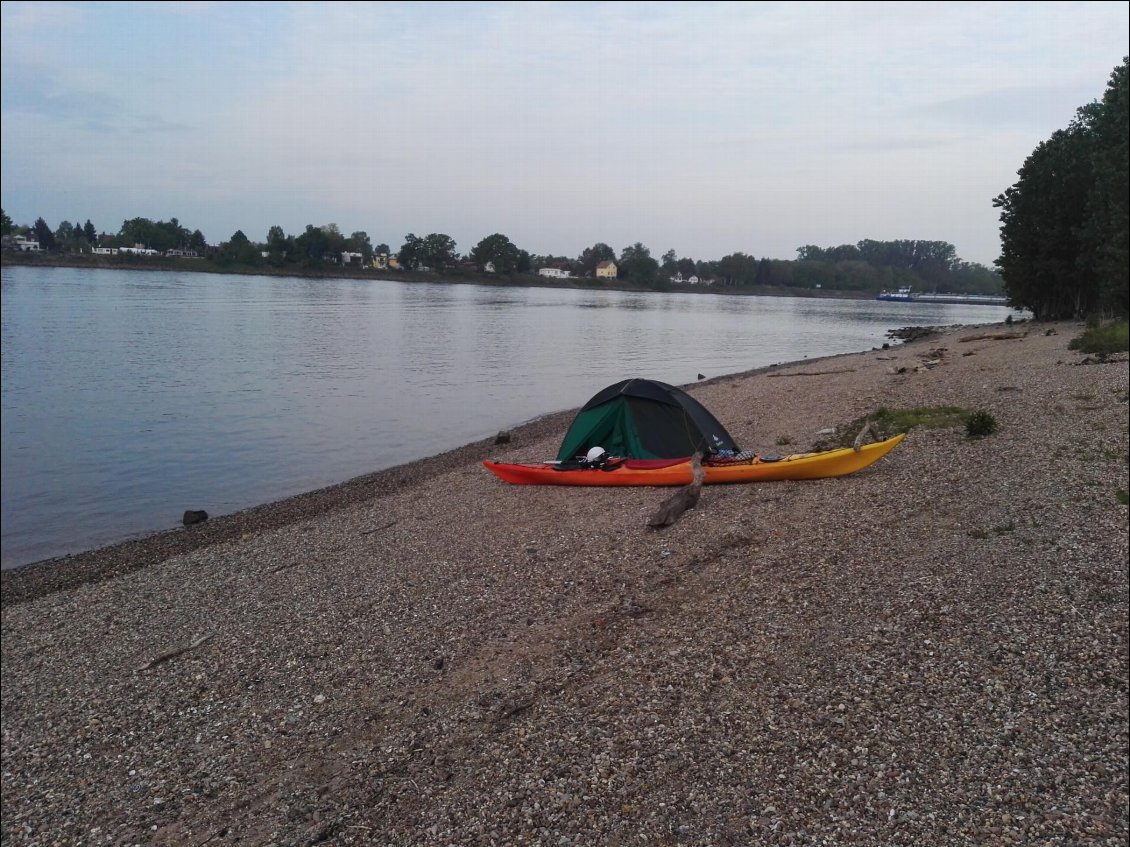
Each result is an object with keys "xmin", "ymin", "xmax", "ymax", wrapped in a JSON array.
[{"xmin": 1, "ymin": 266, "xmax": 1021, "ymax": 568}]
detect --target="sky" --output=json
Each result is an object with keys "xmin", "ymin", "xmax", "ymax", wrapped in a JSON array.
[{"xmin": 2, "ymin": 2, "xmax": 1127, "ymax": 267}]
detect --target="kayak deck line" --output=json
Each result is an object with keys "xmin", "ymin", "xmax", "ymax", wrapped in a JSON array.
[{"xmin": 485, "ymin": 433, "xmax": 906, "ymax": 486}]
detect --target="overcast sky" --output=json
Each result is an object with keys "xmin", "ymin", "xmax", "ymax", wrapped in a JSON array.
[{"xmin": 2, "ymin": 1, "xmax": 1127, "ymax": 266}]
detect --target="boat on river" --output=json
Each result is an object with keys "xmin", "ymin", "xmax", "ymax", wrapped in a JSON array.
[{"xmin": 876, "ymin": 287, "xmax": 1009, "ymax": 306}]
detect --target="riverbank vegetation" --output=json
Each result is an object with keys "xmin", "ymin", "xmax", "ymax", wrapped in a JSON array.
[
  {"xmin": 1068, "ymin": 319, "xmax": 1130, "ymax": 356},
  {"xmin": 995, "ymin": 57, "xmax": 1128, "ymax": 320},
  {"xmin": 1, "ymin": 213, "xmax": 1001, "ymax": 301}
]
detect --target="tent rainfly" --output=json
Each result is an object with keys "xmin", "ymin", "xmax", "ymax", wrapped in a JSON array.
[{"xmin": 556, "ymin": 378, "xmax": 740, "ymax": 462}]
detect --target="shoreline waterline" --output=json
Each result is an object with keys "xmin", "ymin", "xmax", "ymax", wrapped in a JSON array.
[
  {"xmin": 4, "ymin": 266, "xmax": 1024, "ymax": 574},
  {"xmin": 0, "ymin": 335, "xmax": 910, "ymax": 605}
]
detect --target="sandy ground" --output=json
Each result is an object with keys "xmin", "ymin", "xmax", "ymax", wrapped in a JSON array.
[{"xmin": 2, "ymin": 320, "xmax": 1127, "ymax": 846}]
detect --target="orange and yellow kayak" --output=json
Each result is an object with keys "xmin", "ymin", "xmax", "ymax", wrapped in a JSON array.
[{"xmin": 484, "ymin": 433, "xmax": 905, "ymax": 486}]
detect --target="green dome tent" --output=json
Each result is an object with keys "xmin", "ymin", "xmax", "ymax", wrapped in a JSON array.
[{"xmin": 556, "ymin": 378, "xmax": 740, "ymax": 462}]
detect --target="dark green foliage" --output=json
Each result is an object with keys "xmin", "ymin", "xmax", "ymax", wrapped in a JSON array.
[
  {"xmin": 116, "ymin": 217, "xmax": 192, "ymax": 252},
  {"xmin": 295, "ymin": 224, "xmax": 331, "ymax": 263},
  {"xmin": 215, "ymin": 230, "xmax": 261, "ymax": 266},
  {"xmin": 995, "ymin": 58, "xmax": 1129, "ymax": 319},
  {"xmin": 32, "ymin": 217, "xmax": 55, "ymax": 250},
  {"xmin": 577, "ymin": 242, "xmax": 615, "ymax": 277},
  {"xmin": 965, "ymin": 410, "xmax": 998, "ymax": 439},
  {"xmin": 471, "ymin": 233, "xmax": 520, "ymax": 274},
  {"xmin": 1068, "ymin": 320, "xmax": 1130, "ymax": 355},
  {"xmin": 618, "ymin": 243, "xmax": 661, "ymax": 288},
  {"xmin": 420, "ymin": 233, "xmax": 457, "ymax": 271},
  {"xmin": 791, "ymin": 240, "xmax": 1002, "ymax": 294}
]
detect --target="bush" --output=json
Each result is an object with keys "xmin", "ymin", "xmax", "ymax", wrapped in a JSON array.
[
  {"xmin": 1069, "ymin": 320, "xmax": 1129, "ymax": 356},
  {"xmin": 965, "ymin": 410, "xmax": 998, "ymax": 439}
]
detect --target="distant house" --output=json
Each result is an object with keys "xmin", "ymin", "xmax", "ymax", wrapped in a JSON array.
[
  {"xmin": 538, "ymin": 267, "xmax": 570, "ymax": 279},
  {"xmin": 341, "ymin": 251, "xmax": 364, "ymax": 265},
  {"xmin": 596, "ymin": 260, "xmax": 617, "ymax": 279},
  {"xmin": 372, "ymin": 253, "xmax": 389, "ymax": 269},
  {"xmin": 92, "ymin": 246, "xmax": 119, "ymax": 255},
  {"xmin": 13, "ymin": 236, "xmax": 41, "ymax": 252},
  {"xmin": 483, "ymin": 261, "xmax": 496, "ymax": 273},
  {"xmin": 165, "ymin": 249, "xmax": 199, "ymax": 258},
  {"xmin": 120, "ymin": 245, "xmax": 159, "ymax": 255}
]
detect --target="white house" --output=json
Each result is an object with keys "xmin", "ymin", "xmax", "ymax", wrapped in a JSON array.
[
  {"xmin": 14, "ymin": 236, "xmax": 41, "ymax": 252},
  {"xmin": 538, "ymin": 267, "xmax": 570, "ymax": 279},
  {"xmin": 92, "ymin": 246, "xmax": 119, "ymax": 255}
]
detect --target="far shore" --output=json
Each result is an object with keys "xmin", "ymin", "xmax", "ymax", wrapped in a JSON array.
[{"xmin": 1, "ymin": 250, "xmax": 878, "ymax": 301}]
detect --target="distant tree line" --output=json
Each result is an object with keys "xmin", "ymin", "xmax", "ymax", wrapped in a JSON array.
[
  {"xmin": 2, "ymin": 217, "xmax": 1006, "ymax": 297},
  {"xmin": 994, "ymin": 57, "xmax": 1128, "ymax": 320}
]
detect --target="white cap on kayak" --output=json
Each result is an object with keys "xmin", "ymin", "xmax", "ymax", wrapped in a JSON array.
[{"xmin": 586, "ymin": 446, "xmax": 607, "ymax": 463}]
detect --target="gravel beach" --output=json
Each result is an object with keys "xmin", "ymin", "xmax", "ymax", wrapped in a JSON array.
[{"xmin": 2, "ymin": 320, "xmax": 1127, "ymax": 846}]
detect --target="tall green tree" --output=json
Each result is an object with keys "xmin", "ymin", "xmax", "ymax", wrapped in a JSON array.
[
  {"xmin": 578, "ymin": 242, "xmax": 615, "ymax": 276},
  {"xmin": 0, "ymin": 208, "xmax": 12, "ymax": 237},
  {"xmin": 83, "ymin": 220, "xmax": 97, "ymax": 244},
  {"xmin": 348, "ymin": 231, "xmax": 374, "ymax": 264},
  {"xmin": 295, "ymin": 225, "xmax": 330, "ymax": 263},
  {"xmin": 995, "ymin": 120, "xmax": 1099, "ymax": 318},
  {"xmin": 216, "ymin": 230, "xmax": 261, "ymax": 265},
  {"xmin": 117, "ymin": 217, "xmax": 191, "ymax": 252},
  {"xmin": 398, "ymin": 234, "xmax": 422, "ymax": 270},
  {"xmin": 717, "ymin": 252, "xmax": 759, "ymax": 287},
  {"xmin": 266, "ymin": 225, "xmax": 288, "ymax": 254},
  {"xmin": 618, "ymin": 242, "xmax": 660, "ymax": 287},
  {"xmin": 995, "ymin": 57, "xmax": 1128, "ymax": 318},
  {"xmin": 471, "ymin": 233, "xmax": 521, "ymax": 273},
  {"xmin": 54, "ymin": 221, "xmax": 75, "ymax": 244},
  {"xmin": 33, "ymin": 217, "xmax": 56, "ymax": 250},
  {"xmin": 420, "ymin": 233, "xmax": 457, "ymax": 270},
  {"xmin": 1084, "ymin": 58, "xmax": 1129, "ymax": 314}
]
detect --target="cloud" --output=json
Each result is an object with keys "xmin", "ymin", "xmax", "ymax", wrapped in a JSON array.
[{"xmin": 2, "ymin": 1, "xmax": 1127, "ymax": 265}]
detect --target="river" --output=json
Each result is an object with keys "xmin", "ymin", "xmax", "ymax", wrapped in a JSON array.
[{"xmin": 1, "ymin": 266, "xmax": 1022, "ymax": 568}]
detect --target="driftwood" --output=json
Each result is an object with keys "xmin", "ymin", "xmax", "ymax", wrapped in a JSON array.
[
  {"xmin": 648, "ymin": 454, "xmax": 705, "ymax": 528},
  {"xmin": 361, "ymin": 519, "xmax": 400, "ymax": 536},
  {"xmin": 766, "ymin": 368, "xmax": 856, "ymax": 378},
  {"xmin": 853, "ymin": 421, "xmax": 878, "ymax": 452},
  {"xmin": 959, "ymin": 331, "xmax": 1025, "ymax": 342},
  {"xmin": 138, "ymin": 633, "xmax": 213, "ymax": 671}
]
